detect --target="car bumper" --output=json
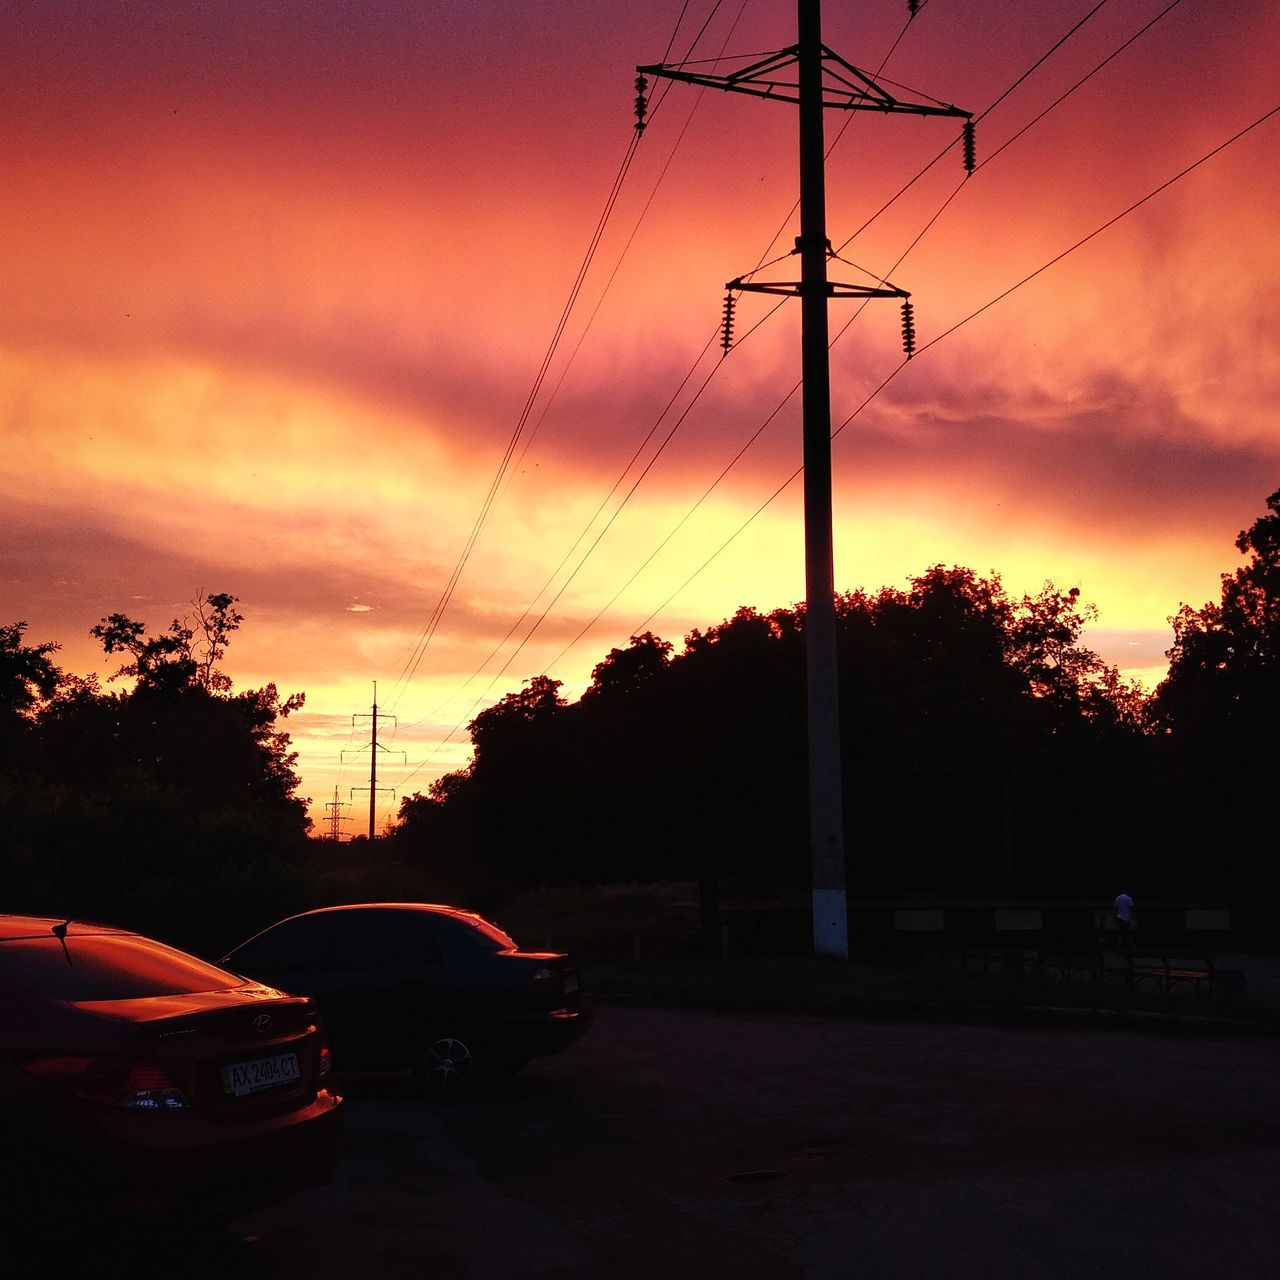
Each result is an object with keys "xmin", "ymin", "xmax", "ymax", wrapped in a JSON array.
[
  {"xmin": 16, "ymin": 1087, "xmax": 344, "ymax": 1222},
  {"xmin": 491, "ymin": 1003, "xmax": 593, "ymax": 1059}
]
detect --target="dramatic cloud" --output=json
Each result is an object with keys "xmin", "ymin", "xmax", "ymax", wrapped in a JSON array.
[{"xmin": 4, "ymin": 0, "xmax": 1277, "ymax": 829}]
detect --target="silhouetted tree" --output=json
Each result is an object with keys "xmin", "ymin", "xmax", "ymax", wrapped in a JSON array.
[
  {"xmin": 1149, "ymin": 488, "xmax": 1280, "ymax": 894},
  {"xmin": 581, "ymin": 631, "xmax": 673, "ymax": 701},
  {"xmin": 0, "ymin": 621, "xmax": 64, "ymax": 809},
  {"xmin": 1155, "ymin": 488, "xmax": 1280, "ymax": 741},
  {"xmin": 392, "ymin": 567, "xmax": 1156, "ymax": 905},
  {"xmin": 0, "ymin": 621, "xmax": 63, "ymax": 719},
  {"xmin": 1, "ymin": 595, "xmax": 312, "ymax": 953},
  {"xmin": 92, "ymin": 590, "xmax": 244, "ymax": 693}
]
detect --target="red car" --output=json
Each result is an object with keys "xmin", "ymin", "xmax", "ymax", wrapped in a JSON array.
[{"xmin": 0, "ymin": 914, "xmax": 343, "ymax": 1230}]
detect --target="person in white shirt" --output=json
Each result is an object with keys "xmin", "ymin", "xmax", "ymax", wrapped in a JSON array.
[{"xmin": 1113, "ymin": 892, "xmax": 1134, "ymax": 948}]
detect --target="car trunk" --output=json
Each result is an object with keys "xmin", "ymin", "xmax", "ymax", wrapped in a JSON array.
[{"xmin": 72, "ymin": 989, "xmax": 323, "ymax": 1121}]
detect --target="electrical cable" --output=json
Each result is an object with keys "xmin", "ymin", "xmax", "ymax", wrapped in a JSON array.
[
  {"xmin": 608, "ymin": 0, "xmax": 1192, "ymax": 643},
  {"xmin": 381, "ymin": 5, "xmax": 725, "ymax": 717},
  {"xmin": 392, "ymin": 295, "xmax": 788, "ymax": 790},
  {"xmin": 388, "ymin": 0, "xmax": 1139, "ymax": 791},
  {"xmin": 383, "ymin": 128, "xmax": 642, "ymax": 715},
  {"xmin": 387, "ymin": 6, "xmax": 935, "ymax": 787},
  {"xmin": 395, "ymin": 325, "xmax": 721, "ymax": 739},
  {"xmin": 387, "ymin": 3, "xmax": 747, "ymax": 743},
  {"xmin": 529, "ymin": 0, "xmax": 1135, "ymax": 668},
  {"xmin": 501, "ymin": 0, "xmax": 747, "ymax": 496},
  {"xmin": 630, "ymin": 102, "xmax": 1280, "ymax": 631},
  {"xmin": 835, "ymin": 0, "xmax": 1113, "ymax": 255},
  {"xmin": 749, "ymin": 8, "xmax": 917, "ymax": 274}
]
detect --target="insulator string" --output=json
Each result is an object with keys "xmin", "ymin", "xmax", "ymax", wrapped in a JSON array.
[{"xmin": 720, "ymin": 290, "xmax": 737, "ymax": 354}]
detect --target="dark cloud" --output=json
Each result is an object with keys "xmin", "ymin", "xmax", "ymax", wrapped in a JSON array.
[
  {"xmin": 831, "ymin": 362, "xmax": 1280, "ymax": 541},
  {"xmin": 0, "ymin": 490, "xmax": 626, "ymax": 690}
]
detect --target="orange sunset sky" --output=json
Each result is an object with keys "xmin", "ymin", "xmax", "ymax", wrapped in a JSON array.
[{"xmin": 3, "ymin": 0, "xmax": 1278, "ymax": 836}]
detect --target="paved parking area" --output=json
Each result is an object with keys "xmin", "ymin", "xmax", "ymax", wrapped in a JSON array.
[{"xmin": 30, "ymin": 1004, "xmax": 1280, "ymax": 1279}]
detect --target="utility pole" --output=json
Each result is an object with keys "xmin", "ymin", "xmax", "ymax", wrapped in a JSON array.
[
  {"xmin": 345, "ymin": 681, "xmax": 405, "ymax": 841},
  {"xmin": 323, "ymin": 786, "xmax": 351, "ymax": 842},
  {"xmin": 638, "ymin": 1, "xmax": 972, "ymax": 957}
]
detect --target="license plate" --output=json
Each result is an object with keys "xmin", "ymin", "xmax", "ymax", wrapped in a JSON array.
[
  {"xmin": 221, "ymin": 1051, "xmax": 300, "ymax": 1097},
  {"xmin": 564, "ymin": 972, "xmax": 579, "ymax": 994}
]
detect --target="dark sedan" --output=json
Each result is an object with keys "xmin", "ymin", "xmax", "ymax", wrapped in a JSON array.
[
  {"xmin": 0, "ymin": 915, "xmax": 343, "ymax": 1232},
  {"xmin": 221, "ymin": 903, "xmax": 592, "ymax": 1093}
]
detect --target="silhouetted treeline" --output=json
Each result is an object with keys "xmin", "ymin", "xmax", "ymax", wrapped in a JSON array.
[
  {"xmin": 393, "ymin": 487, "xmax": 1279, "ymax": 906},
  {"xmin": 3, "ymin": 488, "xmax": 1277, "ymax": 949},
  {"xmin": 0, "ymin": 595, "xmax": 311, "ymax": 953}
]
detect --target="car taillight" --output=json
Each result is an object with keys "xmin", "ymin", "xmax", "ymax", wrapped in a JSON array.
[
  {"xmin": 308, "ymin": 1023, "xmax": 332, "ymax": 1078},
  {"xmin": 23, "ymin": 1056, "xmax": 189, "ymax": 1110},
  {"xmin": 529, "ymin": 967, "xmax": 564, "ymax": 993}
]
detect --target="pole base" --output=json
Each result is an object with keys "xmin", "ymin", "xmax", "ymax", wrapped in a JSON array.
[{"xmin": 812, "ymin": 888, "xmax": 848, "ymax": 959}]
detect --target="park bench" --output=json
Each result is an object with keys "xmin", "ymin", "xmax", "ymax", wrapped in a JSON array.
[{"xmin": 1122, "ymin": 950, "xmax": 1215, "ymax": 997}]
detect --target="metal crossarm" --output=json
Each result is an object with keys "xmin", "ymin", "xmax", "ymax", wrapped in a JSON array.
[
  {"xmin": 731, "ymin": 278, "xmax": 908, "ymax": 300},
  {"xmin": 638, "ymin": 44, "xmax": 970, "ymax": 119}
]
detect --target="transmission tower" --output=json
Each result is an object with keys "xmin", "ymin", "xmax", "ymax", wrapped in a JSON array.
[
  {"xmin": 344, "ymin": 681, "xmax": 406, "ymax": 841},
  {"xmin": 323, "ymin": 786, "xmax": 351, "ymax": 842},
  {"xmin": 637, "ymin": 1, "xmax": 972, "ymax": 957}
]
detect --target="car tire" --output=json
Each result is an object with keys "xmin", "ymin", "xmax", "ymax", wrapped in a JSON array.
[{"xmin": 416, "ymin": 1033, "xmax": 480, "ymax": 1097}]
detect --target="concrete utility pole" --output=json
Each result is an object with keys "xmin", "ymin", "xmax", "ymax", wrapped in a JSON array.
[
  {"xmin": 638, "ymin": 1, "xmax": 972, "ymax": 957},
  {"xmin": 796, "ymin": 0, "xmax": 844, "ymax": 957},
  {"xmin": 346, "ymin": 682, "xmax": 405, "ymax": 841}
]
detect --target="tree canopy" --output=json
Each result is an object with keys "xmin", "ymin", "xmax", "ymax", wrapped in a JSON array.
[
  {"xmin": 1, "ymin": 594, "xmax": 311, "ymax": 953},
  {"xmin": 8, "ymin": 487, "xmax": 1279, "ymax": 944},
  {"xmin": 1147, "ymin": 489, "xmax": 1280, "ymax": 894},
  {"xmin": 391, "ymin": 566, "xmax": 1152, "ymax": 901}
]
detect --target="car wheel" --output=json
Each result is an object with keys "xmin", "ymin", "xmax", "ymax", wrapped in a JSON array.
[{"xmin": 417, "ymin": 1034, "xmax": 478, "ymax": 1096}]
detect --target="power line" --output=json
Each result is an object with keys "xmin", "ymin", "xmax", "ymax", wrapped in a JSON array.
[
  {"xmin": 631, "ymin": 101, "xmax": 1280, "ymax": 630},
  {"xmin": 388, "ymin": 9, "xmax": 925, "ymax": 788},
  {"xmin": 386, "ymin": 0, "xmax": 1159, "ymax": 794},
  {"xmin": 381, "ymin": 5, "xmax": 727, "ymax": 717},
  {"xmin": 395, "ymin": 326, "xmax": 721, "ymax": 738},
  {"xmin": 566, "ymin": 0, "xmax": 1196, "ymax": 649},
  {"xmin": 500, "ymin": 1, "xmax": 748, "ymax": 502},
  {"xmin": 388, "ymin": 5, "xmax": 750, "ymax": 745},
  {"xmin": 835, "ymin": 0, "xmax": 1113, "ymax": 256},
  {"xmin": 391, "ymin": 279, "xmax": 796, "ymax": 791},
  {"xmin": 389, "ymin": 7, "xmax": 967, "ymax": 788},
  {"xmin": 384, "ymin": 129, "xmax": 643, "ymax": 714}
]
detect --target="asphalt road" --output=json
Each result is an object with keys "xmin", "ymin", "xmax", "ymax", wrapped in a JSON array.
[{"xmin": 30, "ymin": 1004, "xmax": 1280, "ymax": 1279}]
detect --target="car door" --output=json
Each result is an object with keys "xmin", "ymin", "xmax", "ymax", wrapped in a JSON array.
[{"xmin": 319, "ymin": 909, "xmax": 445, "ymax": 1068}]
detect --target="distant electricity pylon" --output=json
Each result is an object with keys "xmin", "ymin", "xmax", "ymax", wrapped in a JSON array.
[
  {"xmin": 323, "ymin": 786, "xmax": 351, "ymax": 842},
  {"xmin": 344, "ymin": 682, "xmax": 406, "ymax": 841},
  {"xmin": 637, "ymin": 0, "xmax": 972, "ymax": 958}
]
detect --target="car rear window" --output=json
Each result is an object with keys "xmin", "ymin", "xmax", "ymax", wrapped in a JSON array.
[
  {"xmin": 450, "ymin": 914, "xmax": 518, "ymax": 951},
  {"xmin": 0, "ymin": 934, "xmax": 243, "ymax": 1001}
]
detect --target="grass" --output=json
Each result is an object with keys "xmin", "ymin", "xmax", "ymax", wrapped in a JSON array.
[
  {"xmin": 581, "ymin": 953, "xmax": 1280, "ymax": 1032},
  {"xmin": 337, "ymin": 879, "xmax": 1275, "ymax": 1033}
]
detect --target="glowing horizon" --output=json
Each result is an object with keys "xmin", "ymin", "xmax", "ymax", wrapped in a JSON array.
[{"xmin": 3, "ymin": 1, "xmax": 1277, "ymax": 834}]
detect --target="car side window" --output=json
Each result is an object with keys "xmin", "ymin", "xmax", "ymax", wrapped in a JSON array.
[
  {"xmin": 331, "ymin": 911, "xmax": 441, "ymax": 970},
  {"xmin": 228, "ymin": 914, "xmax": 337, "ymax": 974}
]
